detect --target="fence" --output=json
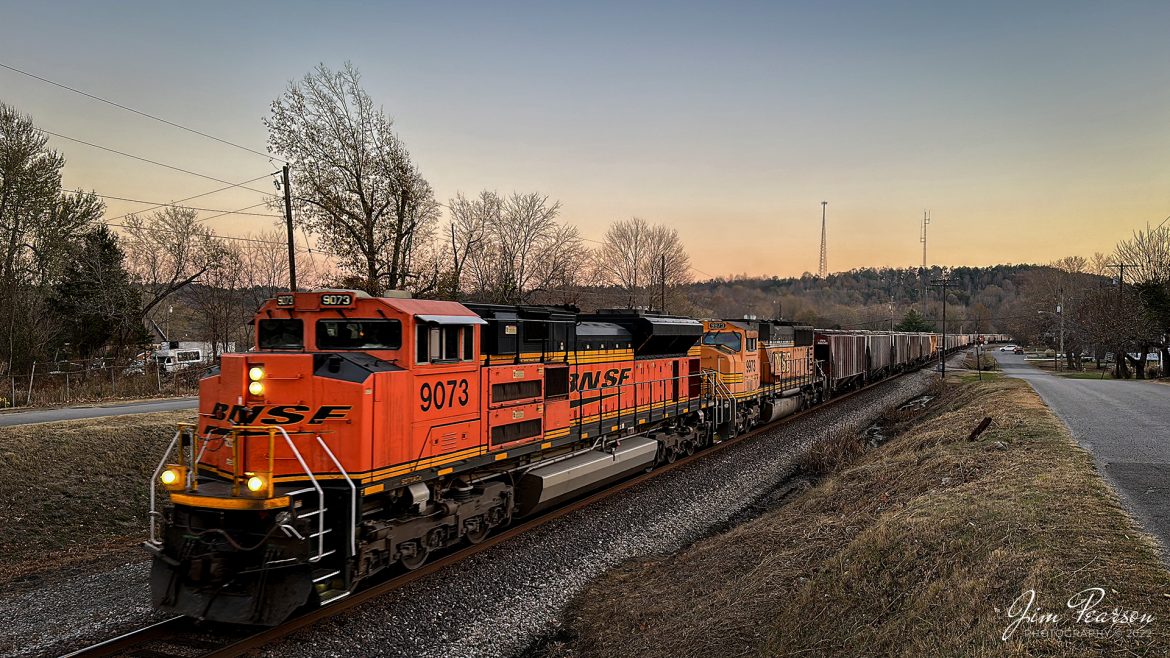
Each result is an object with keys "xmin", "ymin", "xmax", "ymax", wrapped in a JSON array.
[{"xmin": 1, "ymin": 356, "xmax": 216, "ymax": 409}]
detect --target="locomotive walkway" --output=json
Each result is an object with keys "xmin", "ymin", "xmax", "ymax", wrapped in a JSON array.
[
  {"xmin": 998, "ymin": 352, "xmax": 1170, "ymax": 555},
  {"xmin": 0, "ymin": 396, "xmax": 196, "ymax": 426}
]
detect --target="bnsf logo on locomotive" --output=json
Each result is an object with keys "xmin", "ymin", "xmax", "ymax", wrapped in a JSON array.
[
  {"xmin": 208, "ymin": 403, "xmax": 352, "ymax": 425},
  {"xmin": 569, "ymin": 367, "xmax": 632, "ymax": 392}
]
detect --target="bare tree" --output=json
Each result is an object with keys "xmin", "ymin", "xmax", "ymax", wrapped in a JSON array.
[
  {"xmin": 237, "ymin": 228, "xmax": 290, "ymax": 309},
  {"xmin": 1112, "ymin": 226, "xmax": 1170, "ymax": 376},
  {"xmin": 1115, "ymin": 226, "xmax": 1170, "ymax": 286},
  {"xmin": 265, "ymin": 62, "xmax": 439, "ymax": 296},
  {"xmin": 595, "ymin": 217, "xmax": 691, "ymax": 309},
  {"xmin": 527, "ymin": 222, "xmax": 588, "ymax": 305},
  {"xmin": 446, "ymin": 191, "xmax": 493, "ymax": 299},
  {"xmin": 451, "ymin": 191, "xmax": 576, "ymax": 304},
  {"xmin": 1088, "ymin": 252, "xmax": 1113, "ymax": 277},
  {"xmin": 1051, "ymin": 255, "xmax": 1087, "ymax": 274},
  {"xmin": 187, "ymin": 243, "xmax": 250, "ymax": 358},
  {"xmin": 122, "ymin": 206, "xmax": 224, "ymax": 326}
]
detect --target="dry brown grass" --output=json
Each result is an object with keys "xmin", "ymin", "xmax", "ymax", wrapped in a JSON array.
[
  {"xmin": 553, "ymin": 379, "xmax": 1170, "ymax": 658},
  {"xmin": 0, "ymin": 410, "xmax": 194, "ymax": 583},
  {"xmin": 962, "ymin": 352, "xmax": 999, "ymax": 371}
]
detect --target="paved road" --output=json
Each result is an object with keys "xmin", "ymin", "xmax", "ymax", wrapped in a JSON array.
[
  {"xmin": 996, "ymin": 351, "xmax": 1170, "ymax": 551},
  {"xmin": 0, "ymin": 397, "xmax": 197, "ymax": 427}
]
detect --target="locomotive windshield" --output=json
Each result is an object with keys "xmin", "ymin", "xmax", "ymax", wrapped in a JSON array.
[
  {"xmin": 316, "ymin": 319, "xmax": 402, "ymax": 350},
  {"xmin": 702, "ymin": 331, "xmax": 742, "ymax": 353},
  {"xmin": 258, "ymin": 319, "xmax": 304, "ymax": 349}
]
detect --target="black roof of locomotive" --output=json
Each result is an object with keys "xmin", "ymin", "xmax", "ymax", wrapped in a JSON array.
[{"xmin": 581, "ymin": 309, "xmax": 702, "ymax": 357}]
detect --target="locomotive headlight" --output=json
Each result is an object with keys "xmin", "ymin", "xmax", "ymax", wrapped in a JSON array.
[
  {"xmin": 248, "ymin": 381, "xmax": 265, "ymax": 396},
  {"xmin": 246, "ymin": 474, "xmax": 266, "ymax": 493},
  {"xmin": 159, "ymin": 464, "xmax": 187, "ymax": 491},
  {"xmin": 248, "ymin": 366, "xmax": 265, "ymax": 381}
]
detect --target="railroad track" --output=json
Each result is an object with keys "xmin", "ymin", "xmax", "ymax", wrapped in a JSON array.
[{"xmin": 62, "ymin": 361, "xmax": 947, "ymax": 658}]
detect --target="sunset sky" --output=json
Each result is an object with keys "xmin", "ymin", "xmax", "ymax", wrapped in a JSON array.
[{"xmin": 2, "ymin": 1, "xmax": 1168, "ymax": 278}]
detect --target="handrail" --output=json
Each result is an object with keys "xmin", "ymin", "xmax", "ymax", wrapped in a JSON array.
[
  {"xmin": 316, "ymin": 434, "xmax": 356, "ymax": 558},
  {"xmin": 268, "ymin": 425, "xmax": 327, "ymax": 562},
  {"xmin": 148, "ymin": 426, "xmax": 189, "ymax": 545}
]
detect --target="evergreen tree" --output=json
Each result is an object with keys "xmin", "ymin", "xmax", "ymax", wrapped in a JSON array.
[
  {"xmin": 894, "ymin": 308, "xmax": 936, "ymax": 332},
  {"xmin": 50, "ymin": 225, "xmax": 147, "ymax": 357}
]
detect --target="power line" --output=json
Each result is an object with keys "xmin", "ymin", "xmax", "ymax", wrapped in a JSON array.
[
  {"xmin": 105, "ymin": 174, "xmax": 275, "ymax": 223},
  {"xmin": 196, "ymin": 201, "xmax": 275, "ymax": 224},
  {"xmin": 91, "ymin": 193, "xmax": 279, "ymax": 217},
  {"xmin": 40, "ymin": 128, "xmax": 274, "ymax": 194},
  {"xmin": 0, "ymin": 60, "xmax": 282, "ymax": 162},
  {"xmin": 106, "ymin": 221, "xmax": 313, "ymax": 252}
]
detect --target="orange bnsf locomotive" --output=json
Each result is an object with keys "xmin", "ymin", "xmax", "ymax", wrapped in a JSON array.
[{"xmin": 146, "ymin": 290, "xmax": 973, "ymax": 625}]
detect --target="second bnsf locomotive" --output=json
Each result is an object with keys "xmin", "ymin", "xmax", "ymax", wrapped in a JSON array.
[{"xmin": 146, "ymin": 290, "xmax": 974, "ymax": 625}]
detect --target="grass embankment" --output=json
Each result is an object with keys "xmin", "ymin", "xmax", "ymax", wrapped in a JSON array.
[
  {"xmin": 554, "ymin": 378, "xmax": 1170, "ymax": 657},
  {"xmin": 962, "ymin": 351, "xmax": 999, "ymax": 372},
  {"xmin": 0, "ymin": 410, "xmax": 192, "ymax": 583}
]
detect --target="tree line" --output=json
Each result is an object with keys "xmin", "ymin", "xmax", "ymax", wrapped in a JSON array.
[{"xmin": 1006, "ymin": 239, "xmax": 1170, "ymax": 379}]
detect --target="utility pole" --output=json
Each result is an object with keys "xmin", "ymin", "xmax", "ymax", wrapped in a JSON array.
[
  {"xmin": 282, "ymin": 165, "xmax": 298, "ymax": 291},
  {"xmin": 818, "ymin": 201, "xmax": 828, "ymax": 278},
  {"xmin": 930, "ymin": 277, "xmax": 951, "ymax": 379},
  {"xmin": 975, "ymin": 330, "xmax": 982, "ymax": 381},
  {"xmin": 1057, "ymin": 287, "xmax": 1064, "ymax": 372},
  {"xmin": 1106, "ymin": 262, "xmax": 1135, "ymax": 375},
  {"xmin": 660, "ymin": 253, "xmax": 666, "ymax": 313}
]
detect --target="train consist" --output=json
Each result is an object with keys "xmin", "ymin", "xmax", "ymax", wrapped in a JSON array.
[{"xmin": 147, "ymin": 290, "xmax": 997, "ymax": 625}]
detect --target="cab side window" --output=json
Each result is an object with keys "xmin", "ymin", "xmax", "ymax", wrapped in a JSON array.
[{"xmin": 416, "ymin": 324, "xmax": 475, "ymax": 364}]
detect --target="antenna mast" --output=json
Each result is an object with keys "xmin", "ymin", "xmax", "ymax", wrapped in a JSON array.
[
  {"xmin": 921, "ymin": 209, "xmax": 930, "ymax": 269},
  {"xmin": 919, "ymin": 210, "xmax": 930, "ymax": 311},
  {"xmin": 819, "ymin": 201, "xmax": 828, "ymax": 277}
]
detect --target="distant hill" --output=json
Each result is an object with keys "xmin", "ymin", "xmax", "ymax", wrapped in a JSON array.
[{"xmin": 682, "ymin": 265, "xmax": 1044, "ymax": 332}]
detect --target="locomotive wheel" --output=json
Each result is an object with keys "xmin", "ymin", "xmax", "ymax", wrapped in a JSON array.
[
  {"xmin": 465, "ymin": 522, "xmax": 490, "ymax": 545},
  {"xmin": 399, "ymin": 543, "xmax": 429, "ymax": 570},
  {"xmin": 684, "ymin": 441, "xmax": 696, "ymax": 456},
  {"xmin": 665, "ymin": 446, "xmax": 677, "ymax": 464}
]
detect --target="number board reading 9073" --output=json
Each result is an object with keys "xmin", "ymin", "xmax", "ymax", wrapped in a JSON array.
[{"xmin": 320, "ymin": 293, "xmax": 354, "ymax": 307}]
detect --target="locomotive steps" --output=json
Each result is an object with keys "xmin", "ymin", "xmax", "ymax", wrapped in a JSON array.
[{"xmin": 539, "ymin": 377, "xmax": 1170, "ymax": 658}]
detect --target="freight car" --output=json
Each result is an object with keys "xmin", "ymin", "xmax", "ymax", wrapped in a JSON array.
[{"xmin": 146, "ymin": 290, "xmax": 973, "ymax": 625}]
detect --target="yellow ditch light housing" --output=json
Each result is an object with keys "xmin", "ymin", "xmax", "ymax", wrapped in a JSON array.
[
  {"xmin": 248, "ymin": 381, "xmax": 264, "ymax": 396},
  {"xmin": 242, "ymin": 471, "xmax": 273, "ymax": 498},
  {"xmin": 159, "ymin": 464, "xmax": 187, "ymax": 491},
  {"xmin": 248, "ymin": 366, "xmax": 264, "ymax": 381}
]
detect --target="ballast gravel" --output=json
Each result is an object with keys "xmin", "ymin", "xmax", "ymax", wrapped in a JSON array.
[
  {"xmin": 0, "ymin": 365, "xmax": 945, "ymax": 658},
  {"xmin": 0, "ymin": 559, "xmax": 164, "ymax": 657}
]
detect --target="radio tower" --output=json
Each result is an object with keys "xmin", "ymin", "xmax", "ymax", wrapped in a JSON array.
[
  {"xmin": 818, "ymin": 201, "xmax": 828, "ymax": 277},
  {"xmin": 921, "ymin": 209, "xmax": 930, "ymax": 269},
  {"xmin": 919, "ymin": 210, "xmax": 930, "ymax": 311}
]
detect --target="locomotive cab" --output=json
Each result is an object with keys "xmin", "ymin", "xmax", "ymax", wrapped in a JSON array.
[{"xmin": 699, "ymin": 320, "xmax": 760, "ymax": 395}]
